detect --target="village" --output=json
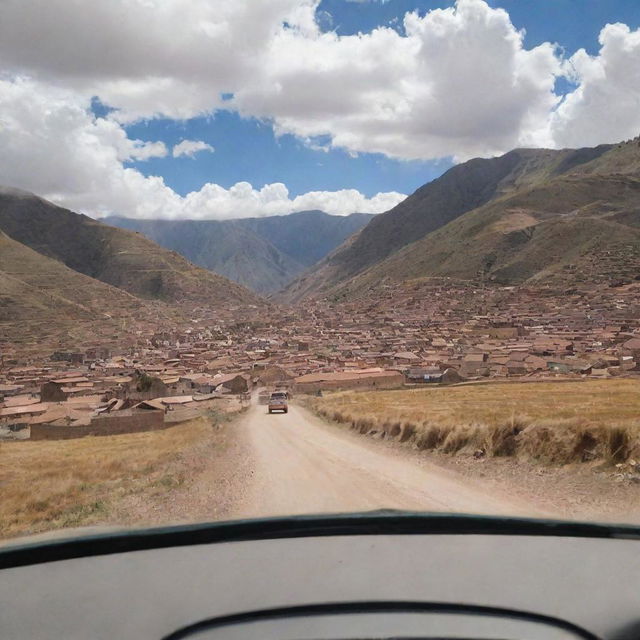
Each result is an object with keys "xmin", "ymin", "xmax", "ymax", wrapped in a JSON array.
[{"xmin": 3, "ymin": 277, "xmax": 640, "ymax": 440}]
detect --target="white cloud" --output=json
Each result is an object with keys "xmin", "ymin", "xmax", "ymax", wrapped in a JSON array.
[
  {"xmin": 181, "ymin": 182, "xmax": 405, "ymax": 219},
  {"xmin": 0, "ymin": 0, "xmax": 565, "ymax": 161},
  {"xmin": 0, "ymin": 0, "xmax": 639, "ymax": 222},
  {"xmin": 0, "ymin": 0, "xmax": 306, "ymax": 121},
  {"xmin": 550, "ymin": 22, "xmax": 640, "ymax": 148},
  {"xmin": 0, "ymin": 77, "xmax": 404, "ymax": 220},
  {"xmin": 235, "ymin": 0, "xmax": 562, "ymax": 160},
  {"xmin": 172, "ymin": 139, "xmax": 215, "ymax": 158},
  {"xmin": 128, "ymin": 140, "xmax": 168, "ymax": 161}
]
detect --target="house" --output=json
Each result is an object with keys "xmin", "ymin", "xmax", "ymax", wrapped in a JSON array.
[
  {"xmin": 256, "ymin": 366, "xmax": 294, "ymax": 386},
  {"xmin": 293, "ymin": 369, "xmax": 404, "ymax": 394},
  {"xmin": 0, "ymin": 403, "xmax": 49, "ymax": 422},
  {"xmin": 621, "ymin": 337, "xmax": 640, "ymax": 359},
  {"xmin": 0, "ymin": 384, "xmax": 24, "ymax": 398},
  {"xmin": 204, "ymin": 357, "xmax": 233, "ymax": 373},
  {"xmin": 392, "ymin": 351, "xmax": 420, "ymax": 365},
  {"xmin": 406, "ymin": 367, "xmax": 443, "ymax": 383},
  {"xmin": 547, "ymin": 361, "xmax": 570, "ymax": 374},
  {"xmin": 40, "ymin": 381, "xmax": 69, "ymax": 402},
  {"xmin": 179, "ymin": 375, "xmax": 216, "ymax": 394},
  {"xmin": 459, "ymin": 352, "xmax": 489, "ymax": 377},
  {"xmin": 213, "ymin": 373, "xmax": 251, "ymax": 394},
  {"xmin": 506, "ymin": 360, "xmax": 527, "ymax": 375}
]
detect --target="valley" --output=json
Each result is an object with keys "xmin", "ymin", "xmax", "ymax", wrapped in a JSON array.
[
  {"xmin": 2, "ymin": 137, "xmax": 640, "ymax": 539},
  {"xmin": 5, "ymin": 3, "xmax": 640, "ymax": 636},
  {"xmin": 107, "ymin": 210, "xmax": 373, "ymax": 293}
]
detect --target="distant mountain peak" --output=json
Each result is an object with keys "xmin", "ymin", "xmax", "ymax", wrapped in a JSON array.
[{"xmin": 105, "ymin": 210, "xmax": 374, "ymax": 294}]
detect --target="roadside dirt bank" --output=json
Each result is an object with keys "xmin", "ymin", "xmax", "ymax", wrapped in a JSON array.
[
  {"xmin": 300, "ymin": 401, "xmax": 640, "ymax": 524},
  {"xmin": 98, "ymin": 409, "xmax": 254, "ymax": 530}
]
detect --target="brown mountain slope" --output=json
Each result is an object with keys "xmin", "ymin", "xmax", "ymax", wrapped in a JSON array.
[
  {"xmin": 0, "ymin": 187, "xmax": 263, "ymax": 307},
  {"xmin": 0, "ymin": 231, "xmax": 176, "ymax": 353},
  {"xmin": 281, "ymin": 144, "xmax": 615, "ymax": 301},
  {"xmin": 284, "ymin": 139, "xmax": 640, "ymax": 300}
]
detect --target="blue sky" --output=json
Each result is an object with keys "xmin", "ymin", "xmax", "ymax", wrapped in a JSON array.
[
  {"xmin": 123, "ymin": 111, "xmax": 449, "ymax": 199},
  {"xmin": 120, "ymin": 0, "xmax": 639, "ymax": 201}
]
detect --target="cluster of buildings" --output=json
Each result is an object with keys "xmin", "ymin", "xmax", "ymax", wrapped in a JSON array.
[{"xmin": 3, "ymin": 277, "xmax": 640, "ymax": 439}]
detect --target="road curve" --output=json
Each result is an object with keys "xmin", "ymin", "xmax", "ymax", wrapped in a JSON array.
[{"xmin": 231, "ymin": 399, "xmax": 545, "ymax": 519}]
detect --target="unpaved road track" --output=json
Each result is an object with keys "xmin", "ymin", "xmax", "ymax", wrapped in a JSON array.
[{"xmin": 231, "ymin": 400, "xmax": 546, "ymax": 519}]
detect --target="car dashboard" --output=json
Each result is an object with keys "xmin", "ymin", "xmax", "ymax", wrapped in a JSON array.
[{"xmin": 1, "ymin": 512, "xmax": 639, "ymax": 639}]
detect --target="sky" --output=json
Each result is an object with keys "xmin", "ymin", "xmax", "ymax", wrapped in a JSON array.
[{"xmin": 0, "ymin": 0, "xmax": 639, "ymax": 219}]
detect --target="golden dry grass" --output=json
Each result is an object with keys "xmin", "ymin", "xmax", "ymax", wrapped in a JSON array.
[
  {"xmin": 309, "ymin": 380, "xmax": 640, "ymax": 464},
  {"xmin": 0, "ymin": 418, "xmax": 213, "ymax": 540}
]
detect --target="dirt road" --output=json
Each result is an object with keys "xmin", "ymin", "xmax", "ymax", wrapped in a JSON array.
[{"xmin": 231, "ymin": 399, "xmax": 545, "ymax": 519}]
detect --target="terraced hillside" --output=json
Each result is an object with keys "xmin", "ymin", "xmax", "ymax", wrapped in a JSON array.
[
  {"xmin": 0, "ymin": 231, "xmax": 173, "ymax": 353},
  {"xmin": 0, "ymin": 187, "xmax": 263, "ymax": 306}
]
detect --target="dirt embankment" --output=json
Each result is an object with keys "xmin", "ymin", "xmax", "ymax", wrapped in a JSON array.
[
  {"xmin": 305, "ymin": 381, "xmax": 640, "ymax": 477},
  {"xmin": 102, "ymin": 408, "xmax": 253, "ymax": 529}
]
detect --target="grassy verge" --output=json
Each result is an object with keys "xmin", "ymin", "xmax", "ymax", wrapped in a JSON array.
[
  {"xmin": 0, "ymin": 417, "xmax": 215, "ymax": 540},
  {"xmin": 307, "ymin": 380, "xmax": 640, "ymax": 467}
]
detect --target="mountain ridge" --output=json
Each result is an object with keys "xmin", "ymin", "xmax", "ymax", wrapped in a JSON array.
[
  {"xmin": 105, "ymin": 211, "xmax": 374, "ymax": 293},
  {"xmin": 0, "ymin": 188, "xmax": 263, "ymax": 307},
  {"xmin": 282, "ymin": 139, "xmax": 640, "ymax": 301}
]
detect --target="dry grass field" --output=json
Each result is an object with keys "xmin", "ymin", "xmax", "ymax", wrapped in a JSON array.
[
  {"xmin": 0, "ymin": 417, "xmax": 217, "ymax": 540},
  {"xmin": 308, "ymin": 380, "xmax": 640, "ymax": 465}
]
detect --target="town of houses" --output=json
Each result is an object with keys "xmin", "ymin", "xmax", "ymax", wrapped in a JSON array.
[{"xmin": 4, "ymin": 277, "xmax": 640, "ymax": 440}]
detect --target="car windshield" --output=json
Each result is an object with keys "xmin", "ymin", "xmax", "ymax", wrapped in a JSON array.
[{"xmin": 2, "ymin": 0, "xmax": 640, "ymax": 547}]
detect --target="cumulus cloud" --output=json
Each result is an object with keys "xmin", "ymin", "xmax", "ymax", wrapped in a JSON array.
[
  {"xmin": 234, "ymin": 0, "xmax": 563, "ymax": 160},
  {"xmin": 0, "ymin": 0, "xmax": 306, "ymax": 121},
  {"xmin": 0, "ymin": 0, "xmax": 569, "ymax": 161},
  {"xmin": 128, "ymin": 140, "xmax": 168, "ymax": 161},
  {"xmin": 0, "ymin": 77, "xmax": 403, "ymax": 219},
  {"xmin": 551, "ymin": 22, "xmax": 640, "ymax": 148},
  {"xmin": 181, "ymin": 182, "xmax": 405, "ymax": 219},
  {"xmin": 172, "ymin": 139, "xmax": 215, "ymax": 158},
  {"xmin": 0, "ymin": 0, "xmax": 639, "ymax": 219}
]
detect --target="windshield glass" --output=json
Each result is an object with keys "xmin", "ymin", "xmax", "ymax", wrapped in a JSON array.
[{"xmin": 1, "ymin": 0, "xmax": 640, "ymax": 544}]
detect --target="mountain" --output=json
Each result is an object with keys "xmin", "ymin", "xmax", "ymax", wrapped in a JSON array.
[
  {"xmin": 104, "ymin": 217, "xmax": 302, "ymax": 294},
  {"xmin": 0, "ymin": 187, "xmax": 262, "ymax": 306},
  {"xmin": 105, "ymin": 211, "xmax": 374, "ymax": 293},
  {"xmin": 283, "ymin": 138, "xmax": 640, "ymax": 300},
  {"xmin": 241, "ymin": 211, "xmax": 375, "ymax": 268},
  {"xmin": 0, "ymin": 229, "xmax": 167, "ymax": 353}
]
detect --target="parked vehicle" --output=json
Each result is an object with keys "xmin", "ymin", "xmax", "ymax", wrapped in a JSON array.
[{"xmin": 268, "ymin": 392, "xmax": 288, "ymax": 414}]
